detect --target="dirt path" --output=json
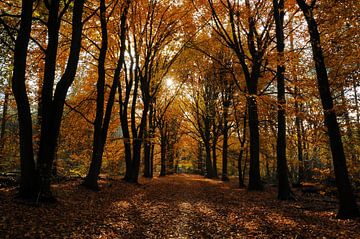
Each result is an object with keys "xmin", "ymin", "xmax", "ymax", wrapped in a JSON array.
[{"xmin": 0, "ymin": 174, "xmax": 359, "ymax": 238}]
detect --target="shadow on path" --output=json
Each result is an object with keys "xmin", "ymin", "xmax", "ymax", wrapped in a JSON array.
[{"xmin": 0, "ymin": 174, "xmax": 359, "ymax": 238}]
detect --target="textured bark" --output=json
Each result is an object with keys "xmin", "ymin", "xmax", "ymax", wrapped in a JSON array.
[
  {"xmin": 11, "ymin": 0, "xmax": 36, "ymax": 198},
  {"xmin": 297, "ymin": 0, "xmax": 359, "ymax": 219}
]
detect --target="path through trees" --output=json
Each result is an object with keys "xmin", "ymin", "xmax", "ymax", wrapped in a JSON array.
[{"xmin": 0, "ymin": 174, "xmax": 359, "ymax": 238}]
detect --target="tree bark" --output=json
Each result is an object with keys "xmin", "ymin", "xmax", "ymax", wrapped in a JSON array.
[
  {"xmin": 84, "ymin": 0, "xmax": 129, "ymax": 189},
  {"xmin": 11, "ymin": 0, "xmax": 36, "ymax": 199},
  {"xmin": 297, "ymin": 0, "xmax": 359, "ymax": 219},
  {"xmin": 211, "ymin": 139, "xmax": 218, "ymax": 178},
  {"xmin": 37, "ymin": 0, "xmax": 85, "ymax": 199},
  {"xmin": 273, "ymin": 0, "xmax": 293, "ymax": 200},
  {"xmin": 204, "ymin": 140, "xmax": 213, "ymax": 178},
  {"xmin": 0, "ymin": 87, "xmax": 9, "ymax": 152},
  {"xmin": 247, "ymin": 95, "xmax": 262, "ymax": 190},
  {"xmin": 83, "ymin": 0, "xmax": 108, "ymax": 191},
  {"xmin": 159, "ymin": 133, "xmax": 167, "ymax": 176},
  {"xmin": 222, "ymin": 100, "xmax": 229, "ymax": 181},
  {"xmin": 143, "ymin": 103, "xmax": 154, "ymax": 178}
]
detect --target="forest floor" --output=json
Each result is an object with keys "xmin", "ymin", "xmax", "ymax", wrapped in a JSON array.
[{"xmin": 0, "ymin": 174, "xmax": 359, "ymax": 239}]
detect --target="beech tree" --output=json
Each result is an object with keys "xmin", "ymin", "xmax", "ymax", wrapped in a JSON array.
[
  {"xmin": 11, "ymin": 0, "xmax": 36, "ymax": 198},
  {"xmin": 273, "ymin": 0, "xmax": 293, "ymax": 200},
  {"xmin": 83, "ymin": 0, "xmax": 130, "ymax": 191},
  {"xmin": 296, "ymin": 0, "xmax": 359, "ymax": 219},
  {"xmin": 207, "ymin": 0, "xmax": 273, "ymax": 190}
]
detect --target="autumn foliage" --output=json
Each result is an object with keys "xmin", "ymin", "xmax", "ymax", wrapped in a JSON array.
[{"xmin": 0, "ymin": 0, "xmax": 359, "ymax": 236}]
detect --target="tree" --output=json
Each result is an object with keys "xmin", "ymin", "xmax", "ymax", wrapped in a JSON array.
[
  {"xmin": 36, "ymin": 0, "xmax": 85, "ymax": 199},
  {"xmin": 207, "ymin": 0, "xmax": 273, "ymax": 190},
  {"xmin": 273, "ymin": 0, "xmax": 293, "ymax": 200},
  {"xmin": 296, "ymin": 0, "xmax": 359, "ymax": 219},
  {"xmin": 83, "ymin": 0, "xmax": 130, "ymax": 191},
  {"xmin": 121, "ymin": 0, "xmax": 187, "ymax": 183},
  {"xmin": 11, "ymin": 0, "xmax": 36, "ymax": 199}
]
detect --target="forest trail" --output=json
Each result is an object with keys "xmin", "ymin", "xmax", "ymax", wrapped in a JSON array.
[{"xmin": 0, "ymin": 174, "xmax": 359, "ymax": 238}]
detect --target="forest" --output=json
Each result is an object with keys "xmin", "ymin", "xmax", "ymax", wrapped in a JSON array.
[{"xmin": 0, "ymin": 0, "xmax": 359, "ymax": 238}]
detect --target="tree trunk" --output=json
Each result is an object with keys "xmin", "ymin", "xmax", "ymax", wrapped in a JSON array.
[
  {"xmin": 212, "ymin": 140, "xmax": 218, "ymax": 178},
  {"xmin": 222, "ymin": 104, "xmax": 229, "ymax": 181},
  {"xmin": 37, "ymin": 0, "xmax": 84, "ymax": 200},
  {"xmin": 238, "ymin": 148, "xmax": 245, "ymax": 188},
  {"xmin": 84, "ymin": 0, "xmax": 129, "ymax": 189},
  {"xmin": 204, "ymin": 141, "xmax": 213, "ymax": 178},
  {"xmin": 247, "ymin": 95, "xmax": 262, "ymax": 190},
  {"xmin": 129, "ymin": 139, "xmax": 142, "ymax": 183},
  {"xmin": 159, "ymin": 134, "xmax": 167, "ymax": 176},
  {"xmin": 0, "ymin": 87, "xmax": 9, "ymax": 153},
  {"xmin": 167, "ymin": 142, "xmax": 174, "ymax": 175},
  {"xmin": 143, "ymin": 104, "xmax": 154, "ymax": 178},
  {"xmin": 83, "ymin": 0, "xmax": 107, "ymax": 191},
  {"xmin": 143, "ymin": 141, "xmax": 151, "ymax": 177},
  {"xmin": 273, "ymin": 0, "xmax": 293, "ymax": 200},
  {"xmin": 129, "ymin": 103, "xmax": 148, "ymax": 183},
  {"xmin": 198, "ymin": 141, "xmax": 204, "ymax": 175},
  {"xmin": 11, "ymin": 0, "xmax": 36, "ymax": 199},
  {"xmin": 150, "ymin": 143, "xmax": 154, "ymax": 177},
  {"xmin": 297, "ymin": 0, "xmax": 359, "ymax": 218}
]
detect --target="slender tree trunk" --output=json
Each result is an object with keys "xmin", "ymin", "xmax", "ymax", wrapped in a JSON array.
[
  {"xmin": 11, "ymin": 0, "xmax": 36, "ymax": 199},
  {"xmin": 130, "ymin": 139, "xmax": 142, "ymax": 182},
  {"xmin": 167, "ymin": 142, "xmax": 174, "ymax": 174},
  {"xmin": 143, "ymin": 104, "xmax": 154, "ymax": 178},
  {"xmin": 222, "ymin": 103, "xmax": 229, "ymax": 181},
  {"xmin": 204, "ymin": 141, "xmax": 213, "ymax": 178},
  {"xmin": 159, "ymin": 133, "xmax": 167, "ymax": 176},
  {"xmin": 222, "ymin": 132, "xmax": 229, "ymax": 181},
  {"xmin": 290, "ymin": 17, "xmax": 304, "ymax": 185},
  {"xmin": 129, "ymin": 104, "xmax": 148, "ymax": 183},
  {"xmin": 122, "ymin": 125, "xmax": 132, "ymax": 181},
  {"xmin": 84, "ymin": 0, "xmax": 129, "ymax": 189},
  {"xmin": 238, "ymin": 112, "xmax": 247, "ymax": 188},
  {"xmin": 297, "ymin": 0, "xmax": 359, "ymax": 218},
  {"xmin": 238, "ymin": 147, "xmax": 246, "ymax": 188},
  {"xmin": 212, "ymin": 140, "xmax": 218, "ymax": 178},
  {"xmin": 295, "ymin": 99, "xmax": 304, "ymax": 184},
  {"xmin": 150, "ymin": 143, "xmax": 154, "ymax": 177},
  {"xmin": 247, "ymin": 95, "xmax": 262, "ymax": 190},
  {"xmin": 274, "ymin": 0, "xmax": 293, "ymax": 200},
  {"xmin": 0, "ymin": 87, "xmax": 9, "ymax": 152},
  {"xmin": 143, "ymin": 140, "xmax": 151, "ymax": 177},
  {"xmin": 243, "ymin": 148, "xmax": 249, "ymax": 183},
  {"xmin": 83, "ymin": 0, "xmax": 107, "ymax": 191},
  {"xmin": 125, "ymin": 71, "xmax": 139, "ymax": 182},
  {"xmin": 198, "ymin": 141, "xmax": 204, "ymax": 175}
]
